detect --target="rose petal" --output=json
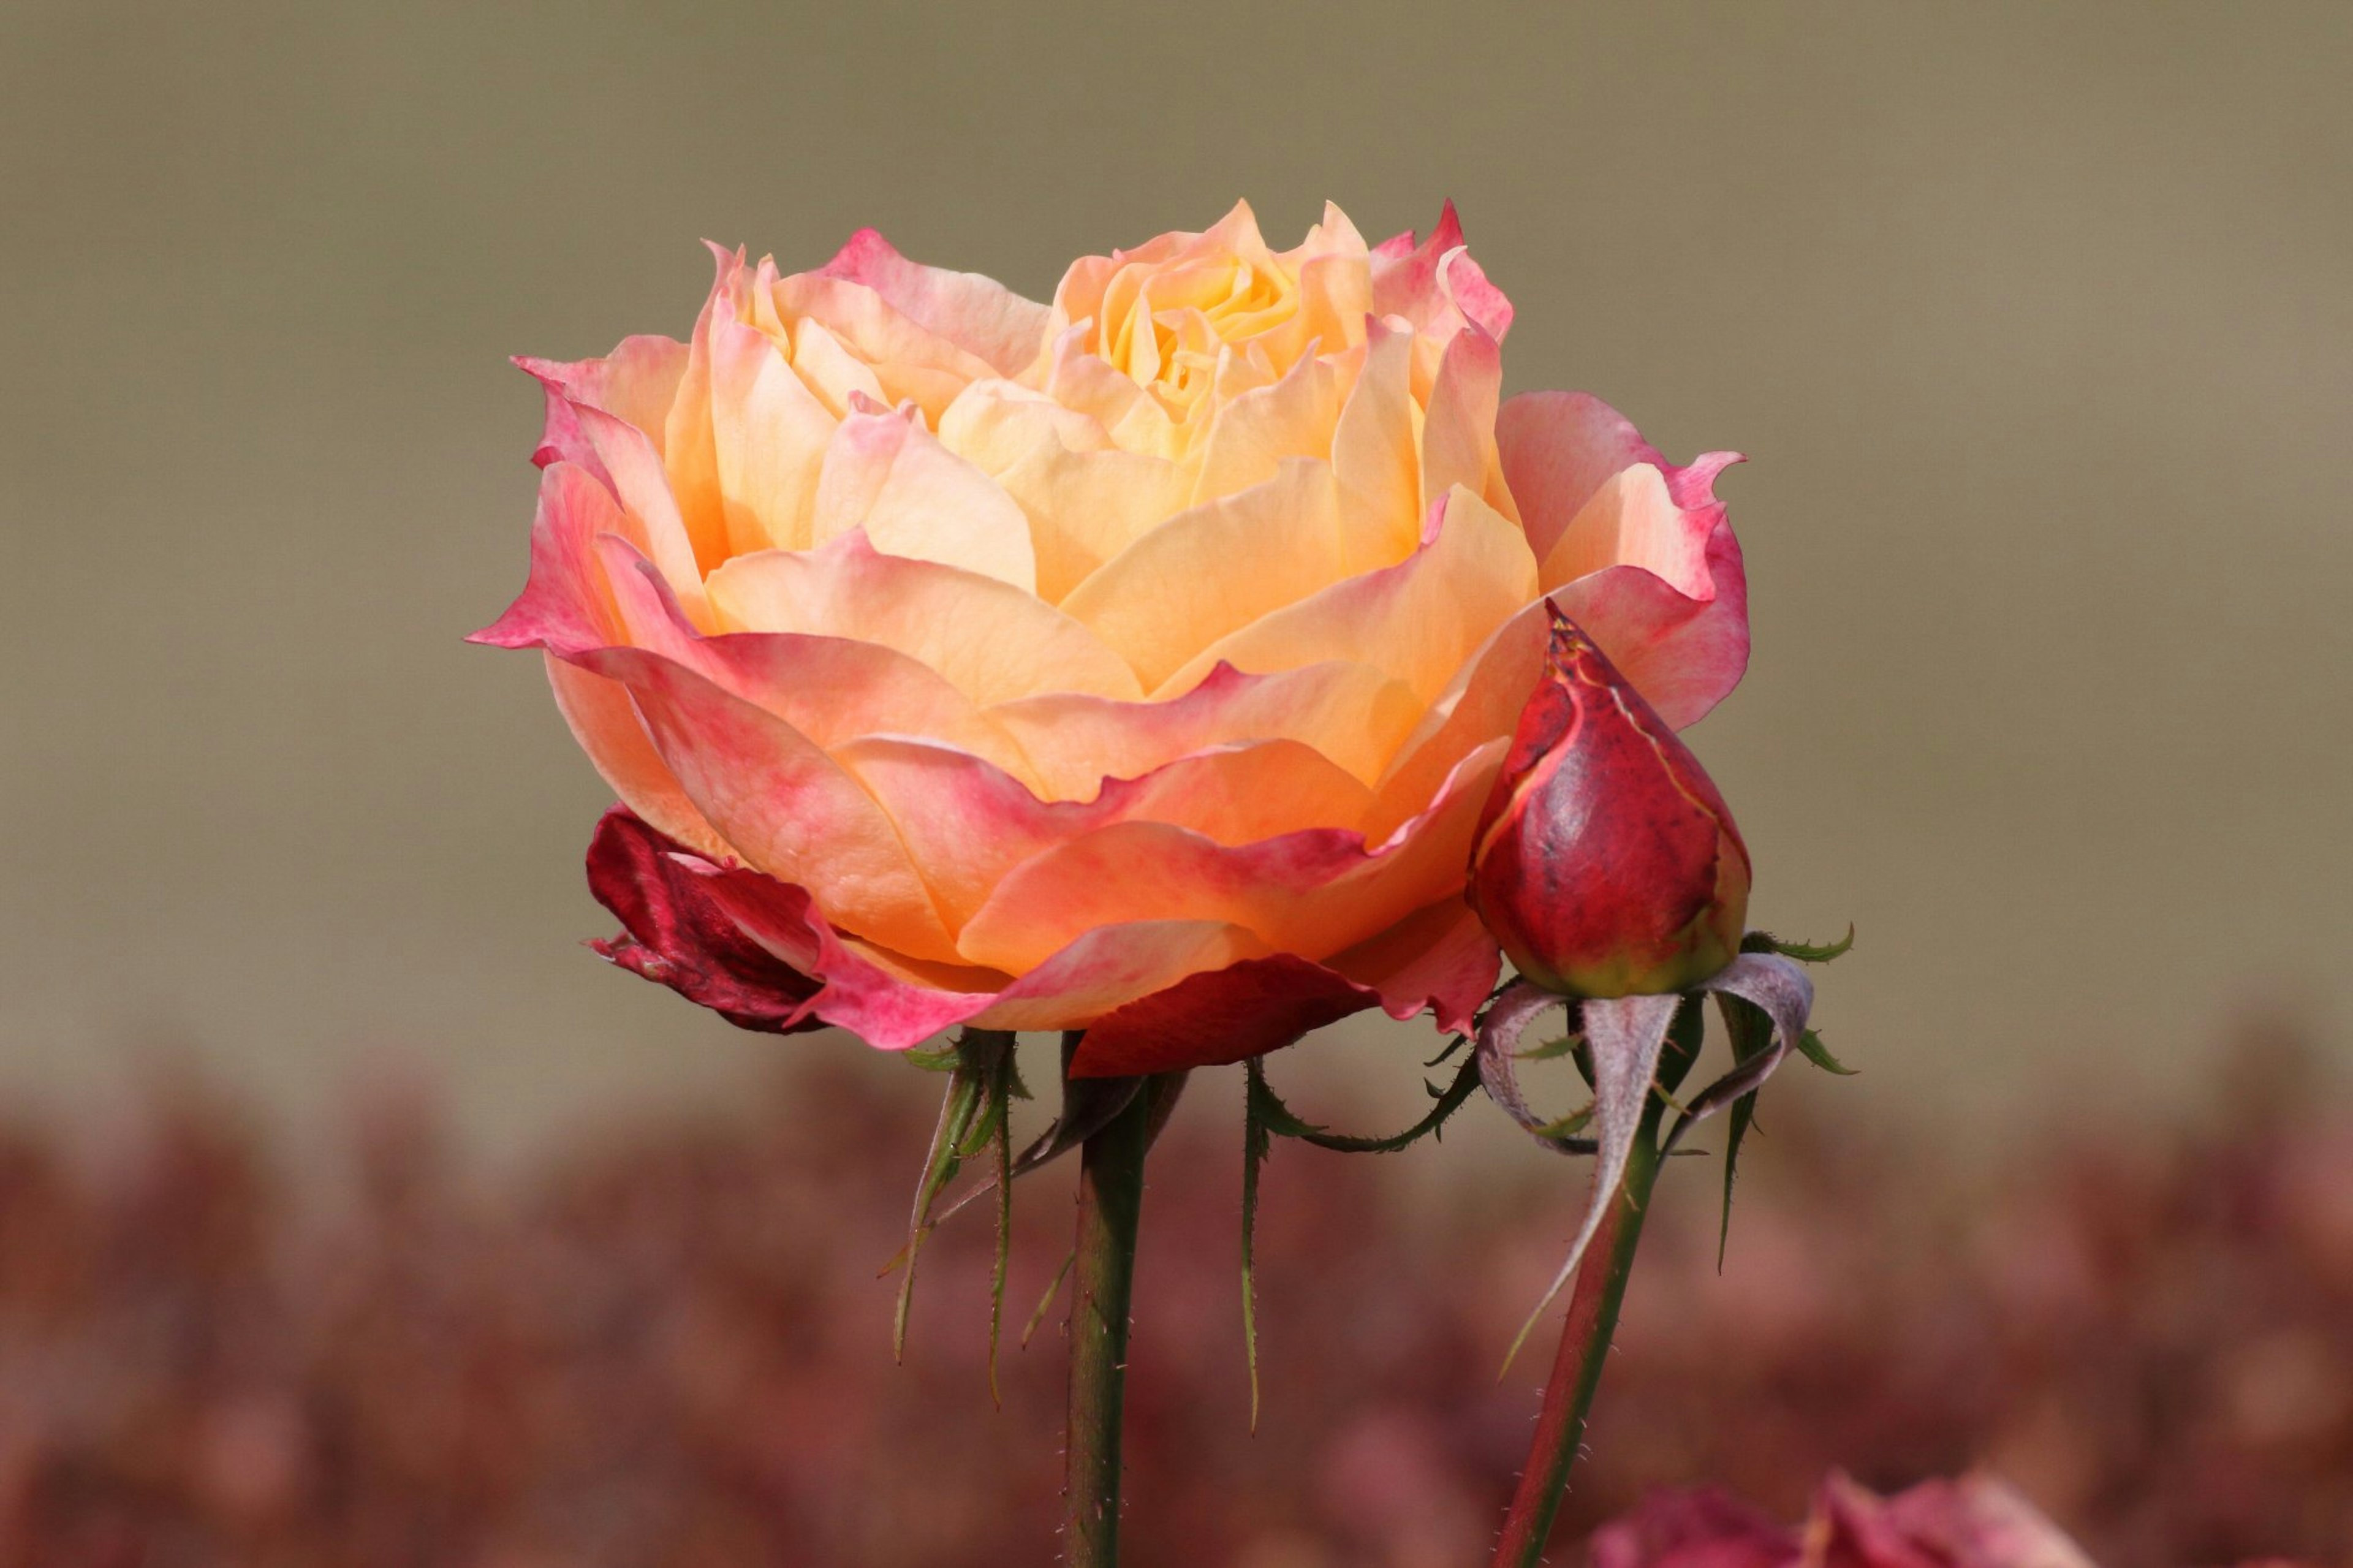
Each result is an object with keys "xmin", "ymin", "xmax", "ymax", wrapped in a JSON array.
[
  {"xmin": 987, "ymin": 659, "xmax": 1425, "ymax": 797},
  {"xmin": 705, "ymin": 310, "xmax": 835, "ymax": 555},
  {"xmin": 1062, "ymin": 458, "xmax": 1344, "ymax": 691},
  {"xmin": 702, "ymin": 530, "xmax": 1141, "ymax": 705},
  {"xmin": 806, "ymin": 403, "xmax": 1039, "ymax": 591},
  {"xmin": 571, "ymin": 645, "xmax": 962, "ymax": 963},
  {"xmin": 516, "ymin": 335, "xmax": 688, "ymax": 476},
  {"xmin": 833, "ymin": 732, "xmax": 1377, "ymax": 927},
  {"xmin": 1188, "ymin": 349, "xmax": 1344, "ymax": 504},
  {"xmin": 1330, "ymin": 319, "xmax": 1424, "ymax": 572},
  {"xmin": 472, "ymin": 461, "xmax": 642, "ymax": 655},
  {"xmin": 547, "ymin": 656, "xmax": 732, "ymax": 862},
  {"xmin": 951, "ymin": 741, "xmax": 1502, "ymax": 973},
  {"xmin": 1421, "ymin": 323, "xmax": 1515, "ymax": 519},
  {"xmin": 1368, "ymin": 200, "xmax": 1515, "ymax": 344},
  {"xmin": 817, "ymin": 227, "xmax": 1053, "ymax": 379},
  {"xmin": 1161, "ymin": 485, "xmax": 1538, "ymax": 704}
]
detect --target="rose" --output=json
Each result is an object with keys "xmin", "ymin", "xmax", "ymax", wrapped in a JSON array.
[
  {"xmin": 475, "ymin": 202, "xmax": 1749, "ymax": 1077},
  {"xmin": 1469, "ymin": 603, "xmax": 1751, "ymax": 998}
]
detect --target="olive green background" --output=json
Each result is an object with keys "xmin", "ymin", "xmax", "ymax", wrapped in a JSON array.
[{"xmin": 4, "ymin": 1, "xmax": 2347, "ymax": 1155}]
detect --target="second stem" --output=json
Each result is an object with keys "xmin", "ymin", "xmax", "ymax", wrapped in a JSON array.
[
  {"xmin": 1063, "ymin": 1078, "xmax": 1156, "ymax": 1566},
  {"xmin": 1490, "ymin": 1113, "xmax": 1664, "ymax": 1567}
]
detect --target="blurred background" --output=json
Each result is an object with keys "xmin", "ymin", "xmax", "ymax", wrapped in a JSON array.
[{"xmin": 2, "ymin": 1, "xmax": 2349, "ymax": 1562}]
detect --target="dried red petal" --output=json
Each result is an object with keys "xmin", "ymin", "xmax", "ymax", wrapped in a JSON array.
[{"xmin": 1467, "ymin": 602, "xmax": 1750, "ymax": 997}]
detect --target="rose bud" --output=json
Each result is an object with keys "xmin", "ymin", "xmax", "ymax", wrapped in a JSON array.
[{"xmin": 1468, "ymin": 602, "xmax": 1751, "ymax": 998}]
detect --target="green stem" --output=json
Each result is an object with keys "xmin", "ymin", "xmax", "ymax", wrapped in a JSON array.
[
  {"xmin": 1491, "ymin": 1117, "xmax": 1664, "ymax": 1567},
  {"xmin": 1062, "ymin": 1075, "xmax": 1156, "ymax": 1566}
]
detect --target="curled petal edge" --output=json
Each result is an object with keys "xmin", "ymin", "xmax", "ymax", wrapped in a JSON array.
[{"xmin": 583, "ymin": 808, "xmax": 1500, "ymax": 1069}]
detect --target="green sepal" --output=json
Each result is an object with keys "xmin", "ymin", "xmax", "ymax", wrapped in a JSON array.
[
  {"xmin": 1515, "ymin": 1031, "xmax": 1584, "ymax": 1062},
  {"xmin": 1021, "ymin": 1249, "xmax": 1076, "ymax": 1349},
  {"xmin": 1797, "ymin": 1028, "xmax": 1857, "ymax": 1075},
  {"xmin": 894, "ymin": 1029, "xmax": 1013, "ymax": 1361},
  {"xmin": 1711, "ymin": 992, "xmax": 1777, "ymax": 1270},
  {"xmin": 1741, "ymin": 925, "xmax": 1855, "ymax": 964},
  {"xmin": 1241, "ymin": 1058, "xmax": 1273, "ymax": 1431},
  {"xmin": 1247, "ymin": 1051, "xmax": 1482, "ymax": 1154}
]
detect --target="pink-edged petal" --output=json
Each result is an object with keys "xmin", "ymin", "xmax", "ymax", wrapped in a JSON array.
[
  {"xmin": 516, "ymin": 335, "xmax": 688, "ymax": 476},
  {"xmin": 1552, "ymin": 521, "xmax": 1748, "ymax": 731},
  {"xmin": 1161, "ymin": 485, "xmax": 1537, "ymax": 703},
  {"xmin": 808, "ymin": 403, "xmax": 1038, "ymax": 591},
  {"xmin": 1322, "ymin": 893, "xmax": 1499, "ymax": 1039},
  {"xmin": 569, "ymin": 644, "xmax": 961, "ymax": 964},
  {"xmin": 951, "ymin": 742, "xmax": 1502, "ymax": 974},
  {"xmin": 564, "ymin": 403, "xmax": 711, "ymax": 621},
  {"xmin": 1368, "ymin": 200, "xmax": 1515, "ymax": 344},
  {"xmin": 702, "ymin": 529, "xmax": 1141, "ymax": 705},
  {"xmin": 988, "ymin": 659, "xmax": 1425, "ymax": 797},
  {"xmin": 1499, "ymin": 390, "xmax": 1741, "ymax": 563},
  {"xmin": 1420, "ymin": 323, "xmax": 1515, "ymax": 519},
  {"xmin": 590, "ymin": 542, "xmax": 1042, "ymax": 784},
  {"xmin": 969, "ymin": 920, "xmax": 1276, "ymax": 1033},
  {"xmin": 471, "ymin": 460, "xmax": 642, "ymax": 654},
  {"xmin": 547, "ymin": 656, "xmax": 732, "ymax": 862},
  {"xmin": 818, "ymin": 227, "xmax": 1053, "ymax": 379},
  {"xmin": 833, "ymin": 732, "xmax": 1377, "ymax": 928},
  {"xmin": 774, "ymin": 268, "xmax": 1002, "ymax": 422},
  {"xmin": 1062, "ymin": 458, "xmax": 1344, "ymax": 691}
]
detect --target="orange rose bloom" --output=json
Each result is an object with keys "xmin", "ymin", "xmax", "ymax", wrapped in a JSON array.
[{"xmin": 476, "ymin": 202, "xmax": 1748, "ymax": 1075}]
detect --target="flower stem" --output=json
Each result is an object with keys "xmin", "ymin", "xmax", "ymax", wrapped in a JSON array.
[
  {"xmin": 1491, "ymin": 1115, "xmax": 1664, "ymax": 1567},
  {"xmin": 1062, "ymin": 1075, "xmax": 1156, "ymax": 1566}
]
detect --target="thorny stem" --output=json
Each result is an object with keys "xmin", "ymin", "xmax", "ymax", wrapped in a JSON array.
[
  {"xmin": 1061, "ymin": 1073, "xmax": 1156, "ymax": 1566},
  {"xmin": 1490, "ymin": 1113, "xmax": 1665, "ymax": 1567}
]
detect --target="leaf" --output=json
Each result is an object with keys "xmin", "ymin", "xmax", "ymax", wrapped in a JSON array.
[
  {"xmin": 1741, "ymin": 925, "xmax": 1855, "ymax": 964},
  {"xmin": 1798, "ymin": 1028, "xmax": 1857, "ymax": 1075},
  {"xmin": 1241, "ymin": 1058, "xmax": 1273, "ymax": 1433}
]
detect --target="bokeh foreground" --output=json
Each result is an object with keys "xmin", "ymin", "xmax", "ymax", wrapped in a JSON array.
[{"xmin": 0, "ymin": 1029, "xmax": 2345, "ymax": 1567}]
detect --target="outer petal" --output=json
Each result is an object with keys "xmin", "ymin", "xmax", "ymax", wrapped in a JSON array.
[
  {"xmin": 517, "ymin": 336, "xmax": 688, "ymax": 477},
  {"xmin": 833, "ymin": 733, "xmax": 1376, "ymax": 928},
  {"xmin": 1067, "ymin": 894, "xmax": 1498, "ymax": 1077},
  {"xmin": 1368, "ymin": 200, "xmax": 1515, "ymax": 344},
  {"xmin": 572, "ymin": 645, "xmax": 962, "ymax": 964},
  {"xmin": 818, "ymin": 227, "xmax": 1054, "ymax": 379},
  {"xmin": 952, "ymin": 743, "xmax": 1504, "ymax": 974},
  {"xmin": 583, "ymin": 810, "xmax": 1495, "ymax": 1066},
  {"xmin": 472, "ymin": 460, "xmax": 641, "ymax": 655},
  {"xmin": 702, "ymin": 530, "xmax": 1141, "ymax": 705},
  {"xmin": 1502, "ymin": 390, "xmax": 1748, "ymax": 729},
  {"xmin": 988, "ymin": 659, "xmax": 1425, "ymax": 797},
  {"xmin": 547, "ymin": 656, "xmax": 732, "ymax": 862}
]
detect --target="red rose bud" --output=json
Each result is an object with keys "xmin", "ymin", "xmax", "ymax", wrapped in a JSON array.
[{"xmin": 1469, "ymin": 604, "xmax": 1751, "ymax": 998}]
